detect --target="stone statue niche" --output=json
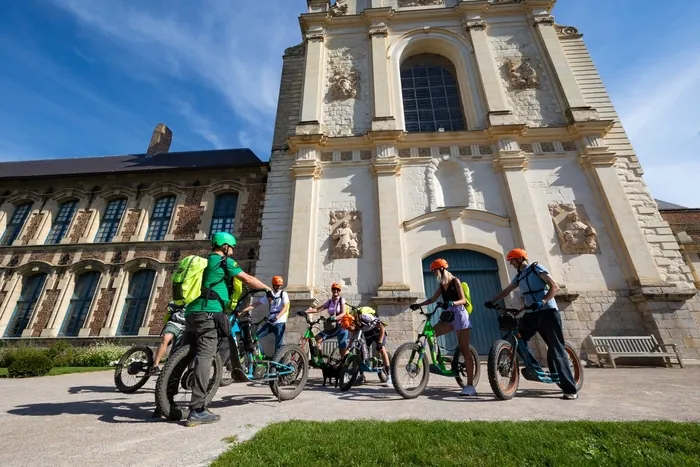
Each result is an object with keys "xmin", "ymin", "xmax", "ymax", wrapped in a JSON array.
[
  {"xmin": 425, "ymin": 153, "xmax": 481, "ymax": 212},
  {"xmin": 330, "ymin": 210, "xmax": 362, "ymax": 259},
  {"xmin": 548, "ymin": 203, "xmax": 599, "ymax": 255}
]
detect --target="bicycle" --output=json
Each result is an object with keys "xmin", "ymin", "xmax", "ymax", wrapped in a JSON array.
[
  {"xmin": 296, "ymin": 310, "xmax": 341, "ymax": 369},
  {"xmin": 337, "ymin": 305, "xmax": 393, "ymax": 391},
  {"xmin": 390, "ymin": 303, "xmax": 480, "ymax": 399},
  {"xmin": 154, "ymin": 288, "xmax": 309, "ymax": 421},
  {"xmin": 486, "ymin": 303, "xmax": 584, "ymax": 400}
]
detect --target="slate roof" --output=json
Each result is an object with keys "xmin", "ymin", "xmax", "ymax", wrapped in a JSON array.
[
  {"xmin": 655, "ymin": 199, "xmax": 691, "ymax": 210},
  {"xmin": 0, "ymin": 148, "xmax": 265, "ymax": 180}
]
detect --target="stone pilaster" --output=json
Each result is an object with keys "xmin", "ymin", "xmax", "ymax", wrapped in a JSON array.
[
  {"xmin": 366, "ymin": 9, "xmax": 396, "ymax": 131},
  {"xmin": 297, "ymin": 25, "xmax": 326, "ymax": 135}
]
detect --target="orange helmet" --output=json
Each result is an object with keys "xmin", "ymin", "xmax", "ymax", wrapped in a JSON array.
[
  {"xmin": 340, "ymin": 313, "xmax": 355, "ymax": 330},
  {"xmin": 506, "ymin": 248, "xmax": 528, "ymax": 261},
  {"xmin": 429, "ymin": 258, "xmax": 449, "ymax": 271},
  {"xmin": 331, "ymin": 282, "xmax": 342, "ymax": 291},
  {"xmin": 272, "ymin": 276, "xmax": 284, "ymax": 286}
]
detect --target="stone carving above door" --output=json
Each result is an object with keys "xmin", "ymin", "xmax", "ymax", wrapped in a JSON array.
[
  {"xmin": 329, "ymin": 66, "xmax": 359, "ymax": 100},
  {"xmin": 330, "ymin": 210, "xmax": 362, "ymax": 259},
  {"xmin": 425, "ymin": 153, "xmax": 483, "ymax": 212},
  {"xmin": 549, "ymin": 203, "xmax": 599, "ymax": 254}
]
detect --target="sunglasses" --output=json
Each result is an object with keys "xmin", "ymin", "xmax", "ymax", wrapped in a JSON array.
[{"xmin": 331, "ymin": 288, "xmax": 341, "ymax": 292}]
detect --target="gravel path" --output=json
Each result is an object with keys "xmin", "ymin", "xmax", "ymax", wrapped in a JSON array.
[{"xmin": 0, "ymin": 365, "xmax": 698, "ymax": 467}]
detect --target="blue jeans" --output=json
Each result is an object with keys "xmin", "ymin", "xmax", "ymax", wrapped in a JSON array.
[{"xmin": 256, "ymin": 321, "xmax": 286, "ymax": 356}]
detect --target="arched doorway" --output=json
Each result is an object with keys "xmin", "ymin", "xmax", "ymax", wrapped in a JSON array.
[{"xmin": 422, "ymin": 249, "xmax": 503, "ymax": 355}]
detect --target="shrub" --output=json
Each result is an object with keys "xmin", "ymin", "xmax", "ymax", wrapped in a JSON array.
[
  {"xmin": 8, "ymin": 350, "xmax": 54, "ymax": 378},
  {"xmin": 47, "ymin": 340, "xmax": 75, "ymax": 367},
  {"xmin": 71, "ymin": 343, "xmax": 130, "ymax": 367},
  {"xmin": 0, "ymin": 344, "xmax": 44, "ymax": 368}
]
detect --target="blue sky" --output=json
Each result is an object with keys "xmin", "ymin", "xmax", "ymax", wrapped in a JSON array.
[{"xmin": 0, "ymin": 0, "xmax": 698, "ymax": 207}]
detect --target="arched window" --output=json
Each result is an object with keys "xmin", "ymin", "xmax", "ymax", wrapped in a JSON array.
[
  {"xmin": 209, "ymin": 193, "xmax": 238, "ymax": 237},
  {"xmin": 400, "ymin": 53, "xmax": 465, "ymax": 133},
  {"xmin": 146, "ymin": 195, "xmax": 176, "ymax": 241},
  {"xmin": 95, "ymin": 198, "xmax": 127, "ymax": 243},
  {"xmin": 46, "ymin": 200, "xmax": 79, "ymax": 245},
  {"xmin": 4, "ymin": 273, "xmax": 47, "ymax": 337},
  {"xmin": 60, "ymin": 271, "xmax": 100, "ymax": 337},
  {"xmin": 1, "ymin": 201, "xmax": 34, "ymax": 246},
  {"xmin": 118, "ymin": 269, "xmax": 156, "ymax": 336}
]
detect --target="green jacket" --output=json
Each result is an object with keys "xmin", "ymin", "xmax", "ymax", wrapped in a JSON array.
[{"xmin": 185, "ymin": 253, "xmax": 243, "ymax": 315}]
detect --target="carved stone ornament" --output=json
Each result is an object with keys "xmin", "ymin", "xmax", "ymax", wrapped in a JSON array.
[
  {"xmin": 504, "ymin": 58, "xmax": 540, "ymax": 89},
  {"xmin": 555, "ymin": 24, "xmax": 581, "ymax": 37},
  {"xmin": 329, "ymin": 66, "xmax": 359, "ymax": 100},
  {"xmin": 330, "ymin": 211, "xmax": 362, "ymax": 259},
  {"xmin": 330, "ymin": 0, "xmax": 348, "ymax": 17},
  {"xmin": 425, "ymin": 153, "xmax": 481, "ymax": 211},
  {"xmin": 284, "ymin": 42, "xmax": 306, "ymax": 58},
  {"xmin": 548, "ymin": 203, "xmax": 599, "ymax": 255},
  {"xmin": 398, "ymin": 0, "xmax": 443, "ymax": 7}
]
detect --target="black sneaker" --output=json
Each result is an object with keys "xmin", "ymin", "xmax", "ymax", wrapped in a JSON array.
[
  {"xmin": 148, "ymin": 366, "xmax": 160, "ymax": 375},
  {"xmin": 562, "ymin": 393, "xmax": 578, "ymax": 400},
  {"xmin": 186, "ymin": 409, "xmax": 221, "ymax": 427}
]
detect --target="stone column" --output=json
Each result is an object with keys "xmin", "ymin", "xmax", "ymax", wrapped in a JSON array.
[
  {"xmin": 366, "ymin": 11, "xmax": 395, "ymax": 130},
  {"xmin": 373, "ymin": 144, "xmax": 410, "ymax": 293},
  {"xmin": 573, "ymin": 123, "xmax": 665, "ymax": 286},
  {"xmin": 460, "ymin": 9, "xmax": 513, "ymax": 126},
  {"xmin": 531, "ymin": 14, "xmax": 598, "ymax": 122},
  {"xmin": 493, "ymin": 132, "xmax": 550, "ymax": 267},
  {"xmin": 297, "ymin": 26, "xmax": 326, "ymax": 135},
  {"xmin": 285, "ymin": 147, "xmax": 323, "ymax": 298}
]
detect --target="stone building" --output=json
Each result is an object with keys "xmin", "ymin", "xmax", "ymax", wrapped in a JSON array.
[
  {"xmin": 0, "ymin": 125, "xmax": 267, "ymax": 340},
  {"xmin": 658, "ymin": 200, "xmax": 700, "ymax": 290},
  {"xmin": 256, "ymin": 0, "xmax": 700, "ymax": 362}
]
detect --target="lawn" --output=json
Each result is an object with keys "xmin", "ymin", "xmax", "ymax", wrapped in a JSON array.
[
  {"xmin": 0, "ymin": 366, "xmax": 112, "ymax": 377},
  {"xmin": 213, "ymin": 420, "xmax": 700, "ymax": 466}
]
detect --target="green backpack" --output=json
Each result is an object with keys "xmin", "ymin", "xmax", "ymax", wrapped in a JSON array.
[
  {"xmin": 171, "ymin": 255, "xmax": 209, "ymax": 306},
  {"xmin": 460, "ymin": 281, "xmax": 474, "ymax": 315}
]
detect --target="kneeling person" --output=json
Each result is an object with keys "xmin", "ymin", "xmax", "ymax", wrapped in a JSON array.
[{"xmin": 341, "ymin": 310, "xmax": 392, "ymax": 387}]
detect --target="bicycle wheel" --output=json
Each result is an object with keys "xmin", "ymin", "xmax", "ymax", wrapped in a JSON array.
[
  {"xmin": 451, "ymin": 345, "xmax": 481, "ymax": 388},
  {"xmin": 487, "ymin": 339, "xmax": 519, "ymax": 400},
  {"xmin": 269, "ymin": 344, "xmax": 309, "ymax": 401},
  {"xmin": 219, "ymin": 342, "xmax": 234, "ymax": 387},
  {"xmin": 154, "ymin": 344, "xmax": 223, "ymax": 421},
  {"xmin": 390, "ymin": 342, "xmax": 430, "ymax": 399},
  {"xmin": 113, "ymin": 345, "xmax": 154, "ymax": 393},
  {"xmin": 557, "ymin": 343, "xmax": 584, "ymax": 392},
  {"xmin": 338, "ymin": 349, "xmax": 361, "ymax": 391}
]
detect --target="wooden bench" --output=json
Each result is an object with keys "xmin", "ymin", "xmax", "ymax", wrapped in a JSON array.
[{"xmin": 589, "ymin": 335, "xmax": 684, "ymax": 368}]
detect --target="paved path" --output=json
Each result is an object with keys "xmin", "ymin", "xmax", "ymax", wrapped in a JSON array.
[{"xmin": 0, "ymin": 365, "xmax": 698, "ymax": 467}]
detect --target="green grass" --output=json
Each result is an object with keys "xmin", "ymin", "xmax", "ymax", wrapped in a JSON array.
[
  {"xmin": 0, "ymin": 366, "xmax": 112, "ymax": 377},
  {"xmin": 212, "ymin": 420, "xmax": 700, "ymax": 466}
]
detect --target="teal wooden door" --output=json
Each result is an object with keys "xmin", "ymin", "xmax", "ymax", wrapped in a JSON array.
[{"xmin": 422, "ymin": 250, "xmax": 503, "ymax": 355}]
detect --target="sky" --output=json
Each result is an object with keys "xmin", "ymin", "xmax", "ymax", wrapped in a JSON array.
[{"xmin": 0, "ymin": 0, "xmax": 698, "ymax": 207}]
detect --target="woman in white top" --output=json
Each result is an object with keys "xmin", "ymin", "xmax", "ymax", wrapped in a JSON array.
[{"xmin": 243, "ymin": 275, "xmax": 289, "ymax": 356}]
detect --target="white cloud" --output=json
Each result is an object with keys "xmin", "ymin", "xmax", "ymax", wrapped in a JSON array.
[
  {"xmin": 50, "ymin": 0, "xmax": 304, "ymax": 133},
  {"xmin": 174, "ymin": 101, "xmax": 225, "ymax": 149},
  {"xmin": 610, "ymin": 45, "xmax": 700, "ymax": 208}
]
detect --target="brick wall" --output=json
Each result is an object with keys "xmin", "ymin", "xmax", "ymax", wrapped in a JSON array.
[
  {"xmin": 29, "ymin": 251, "xmax": 55, "ymax": 263},
  {"xmin": 31, "ymin": 289, "xmax": 60, "ymax": 337},
  {"xmin": 238, "ymin": 184, "xmax": 265, "ymax": 239},
  {"xmin": 89, "ymin": 286, "xmax": 116, "ymax": 336},
  {"xmin": 68, "ymin": 210, "xmax": 92, "ymax": 243},
  {"xmin": 120, "ymin": 209, "xmax": 142, "ymax": 241},
  {"xmin": 0, "ymin": 290, "xmax": 6, "ymax": 310},
  {"xmin": 21, "ymin": 213, "xmax": 45, "ymax": 246},
  {"xmin": 148, "ymin": 269, "xmax": 173, "ymax": 335},
  {"xmin": 173, "ymin": 188, "xmax": 205, "ymax": 240}
]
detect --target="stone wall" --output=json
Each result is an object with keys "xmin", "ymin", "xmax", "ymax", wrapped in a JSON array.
[
  {"xmin": 488, "ymin": 25, "xmax": 567, "ymax": 127},
  {"xmin": 89, "ymin": 285, "xmax": 115, "ymax": 336},
  {"xmin": 31, "ymin": 288, "xmax": 60, "ymax": 337}
]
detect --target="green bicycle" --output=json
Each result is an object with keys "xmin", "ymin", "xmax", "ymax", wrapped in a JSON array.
[{"xmin": 390, "ymin": 303, "xmax": 480, "ymax": 399}]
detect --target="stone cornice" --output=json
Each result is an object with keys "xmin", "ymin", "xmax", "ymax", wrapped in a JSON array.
[
  {"xmin": 290, "ymin": 160, "xmax": 322, "ymax": 179},
  {"xmin": 363, "ymin": 130, "xmax": 406, "ymax": 145},
  {"xmin": 486, "ymin": 124, "xmax": 528, "ymax": 140},
  {"xmin": 287, "ymin": 134, "xmax": 327, "ymax": 153},
  {"xmin": 577, "ymin": 152, "xmax": 617, "ymax": 168},
  {"xmin": 493, "ymin": 153, "xmax": 528, "ymax": 171},
  {"xmin": 404, "ymin": 207, "xmax": 510, "ymax": 231},
  {"xmin": 629, "ymin": 286, "xmax": 698, "ymax": 303},
  {"xmin": 567, "ymin": 120, "xmax": 616, "ymax": 139},
  {"xmin": 372, "ymin": 158, "xmax": 402, "ymax": 175},
  {"xmin": 361, "ymin": 7, "xmax": 394, "ymax": 25}
]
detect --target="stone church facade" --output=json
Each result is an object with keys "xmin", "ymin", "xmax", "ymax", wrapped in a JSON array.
[{"xmin": 256, "ymin": 0, "xmax": 700, "ymax": 361}]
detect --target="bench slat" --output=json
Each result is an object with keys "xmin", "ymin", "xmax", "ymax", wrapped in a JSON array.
[{"xmin": 588, "ymin": 335, "xmax": 684, "ymax": 369}]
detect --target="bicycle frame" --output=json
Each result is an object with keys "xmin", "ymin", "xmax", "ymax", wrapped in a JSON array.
[
  {"xmin": 296, "ymin": 311, "xmax": 330, "ymax": 367},
  {"xmin": 410, "ymin": 306, "xmax": 455, "ymax": 376}
]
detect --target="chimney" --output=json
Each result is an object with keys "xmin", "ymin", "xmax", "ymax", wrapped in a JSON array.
[{"xmin": 146, "ymin": 123, "xmax": 172, "ymax": 157}]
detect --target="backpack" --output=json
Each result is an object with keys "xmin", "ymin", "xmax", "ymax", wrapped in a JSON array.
[
  {"xmin": 227, "ymin": 276, "xmax": 244, "ymax": 311},
  {"xmin": 460, "ymin": 281, "xmax": 473, "ymax": 315},
  {"xmin": 171, "ymin": 255, "xmax": 231, "ymax": 309}
]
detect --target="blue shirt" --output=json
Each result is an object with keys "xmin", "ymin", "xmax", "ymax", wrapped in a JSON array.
[{"xmin": 510, "ymin": 263, "xmax": 558, "ymax": 312}]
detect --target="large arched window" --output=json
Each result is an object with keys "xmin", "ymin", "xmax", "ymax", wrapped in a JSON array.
[
  {"xmin": 60, "ymin": 271, "xmax": 100, "ymax": 337},
  {"xmin": 209, "ymin": 192, "xmax": 238, "ymax": 237},
  {"xmin": 118, "ymin": 269, "xmax": 156, "ymax": 336},
  {"xmin": 95, "ymin": 198, "xmax": 127, "ymax": 243},
  {"xmin": 400, "ymin": 53, "xmax": 465, "ymax": 133},
  {"xmin": 1, "ymin": 201, "xmax": 34, "ymax": 246},
  {"xmin": 146, "ymin": 195, "xmax": 176, "ymax": 241},
  {"xmin": 5, "ymin": 273, "xmax": 47, "ymax": 337},
  {"xmin": 46, "ymin": 200, "xmax": 79, "ymax": 245}
]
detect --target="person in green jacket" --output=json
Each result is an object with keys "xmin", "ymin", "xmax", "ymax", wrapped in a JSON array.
[{"xmin": 184, "ymin": 231, "xmax": 273, "ymax": 427}]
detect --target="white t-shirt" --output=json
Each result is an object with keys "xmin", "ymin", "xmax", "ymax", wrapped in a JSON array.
[{"xmin": 259, "ymin": 290, "xmax": 290, "ymax": 324}]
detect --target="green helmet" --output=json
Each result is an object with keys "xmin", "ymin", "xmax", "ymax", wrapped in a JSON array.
[{"xmin": 211, "ymin": 231, "xmax": 236, "ymax": 249}]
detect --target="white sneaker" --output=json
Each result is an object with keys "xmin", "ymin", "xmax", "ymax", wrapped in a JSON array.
[
  {"xmin": 460, "ymin": 385, "xmax": 477, "ymax": 397},
  {"xmin": 384, "ymin": 376, "xmax": 392, "ymax": 387}
]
